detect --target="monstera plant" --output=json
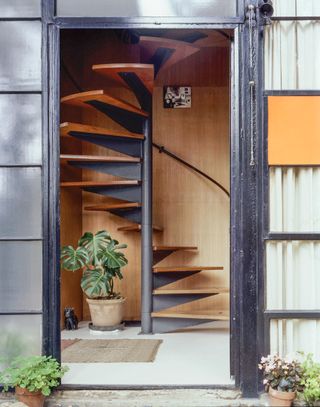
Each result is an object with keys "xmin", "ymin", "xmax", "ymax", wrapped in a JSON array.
[{"xmin": 61, "ymin": 230, "xmax": 128, "ymax": 328}]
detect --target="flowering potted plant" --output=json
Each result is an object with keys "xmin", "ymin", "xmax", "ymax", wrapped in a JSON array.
[
  {"xmin": 0, "ymin": 355, "xmax": 68, "ymax": 407},
  {"xmin": 259, "ymin": 354, "xmax": 304, "ymax": 406}
]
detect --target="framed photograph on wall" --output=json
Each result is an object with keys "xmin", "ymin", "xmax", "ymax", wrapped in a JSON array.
[{"xmin": 163, "ymin": 86, "xmax": 192, "ymax": 109}]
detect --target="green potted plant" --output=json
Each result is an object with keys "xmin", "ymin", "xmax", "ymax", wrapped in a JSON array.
[
  {"xmin": 259, "ymin": 354, "xmax": 304, "ymax": 406},
  {"xmin": 300, "ymin": 353, "xmax": 320, "ymax": 406},
  {"xmin": 60, "ymin": 230, "xmax": 128, "ymax": 328},
  {"xmin": 0, "ymin": 355, "xmax": 68, "ymax": 407}
]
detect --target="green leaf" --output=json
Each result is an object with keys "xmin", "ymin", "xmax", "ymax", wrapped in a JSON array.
[
  {"xmin": 78, "ymin": 230, "xmax": 110, "ymax": 265},
  {"xmin": 60, "ymin": 246, "xmax": 89, "ymax": 271},
  {"xmin": 0, "ymin": 355, "xmax": 68, "ymax": 395},
  {"xmin": 81, "ymin": 268, "xmax": 108, "ymax": 298},
  {"xmin": 102, "ymin": 240, "xmax": 128, "ymax": 269}
]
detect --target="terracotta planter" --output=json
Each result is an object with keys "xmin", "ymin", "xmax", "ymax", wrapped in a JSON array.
[
  {"xmin": 86, "ymin": 297, "xmax": 126, "ymax": 327},
  {"xmin": 268, "ymin": 388, "xmax": 296, "ymax": 407},
  {"xmin": 15, "ymin": 386, "xmax": 45, "ymax": 407}
]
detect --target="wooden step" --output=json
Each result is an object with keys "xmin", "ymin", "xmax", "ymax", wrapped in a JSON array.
[
  {"xmin": 60, "ymin": 180, "xmax": 140, "ymax": 188},
  {"xmin": 60, "ymin": 154, "xmax": 140, "ymax": 163},
  {"xmin": 118, "ymin": 224, "xmax": 163, "ymax": 232},
  {"xmin": 151, "ymin": 310, "xmax": 229, "ymax": 320},
  {"xmin": 84, "ymin": 202, "xmax": 141, "ymax": 212},
  {"xmin": 92, "ymin": 63, "xmax": 154, "ymax": 93},
  {"xmin": 153, "ymin": 245, "xmax": 197, "ymax": 252},
  {"xmin": 140, "ymin": 36, "xmax": 199, "ymax": 73},
  {"xmin": 153, "ymin": 287, "xmax": 229, "ymax": 295},
  {"xmin": 153, "ymin": 266, "xmax": 223, "ymax": 273},
  {"xmin": 61, "ymin": 90, "xmax": 148, "ymax": 117},
  {"xmin": 60, "ymin": 122, "xmax": 144, "ymax": 140}
]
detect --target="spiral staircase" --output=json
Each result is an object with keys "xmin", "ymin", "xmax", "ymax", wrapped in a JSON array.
[{"xmin": 60, "ymin": 34, "xmax": 229, "ymax": 333}]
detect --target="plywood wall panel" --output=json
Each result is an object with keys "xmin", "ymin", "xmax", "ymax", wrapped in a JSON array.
[
  {"xmin": 153, "ymin": 86, "xmax": 230, "ymax": 313},
  {"xmin": 155, "ymin": 47, "xmax": 229, "ymax": 88},
  {"xmin": 60, "ymin": 39, "xmax": 84, "ymax": 327},
  {"xmin": 60, "ymin": 139, "xmax": 83, "ymax": 327}
]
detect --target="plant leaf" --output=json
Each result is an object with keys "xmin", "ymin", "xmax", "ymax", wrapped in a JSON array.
[
  {"xmin": 78, "ymin": 230, "xmax": 110, "ymax": 265},
  {"xmin": 81, "ymin": 268, "xmax": 108, "ymax": 298},
  {"xmin": 60, "ymin": 246, "xmax": 89, "ymax": 271}
]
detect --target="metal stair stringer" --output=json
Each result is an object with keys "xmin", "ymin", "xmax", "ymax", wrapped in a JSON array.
[
  {"xmin": 153, "ymin": 293, "xmax": 218, "ymax": 312},
  {"xmin": 83, "ymin": 183, "xmax": 142, "ymax": 203},
  {"xmin": 153, "ymin": 271, "xmax": 201, "ymax": 289},
  {"xmin": 152, "ymin": 316, "xmax": 217, "ymax": 334},
  {"xmin": 62, "ymin": 158, "xmax": 142, "ymax": 180}
]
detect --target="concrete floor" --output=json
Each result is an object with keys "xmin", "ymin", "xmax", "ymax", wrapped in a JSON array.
[{"xmin": 61, "ymin": 321, "xmax": 234, "ymax": 386}]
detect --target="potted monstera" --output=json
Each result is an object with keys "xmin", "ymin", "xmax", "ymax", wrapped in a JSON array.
[{"xmin": 61, "ymin": 230, "xmax": 128, "ymax": 328}]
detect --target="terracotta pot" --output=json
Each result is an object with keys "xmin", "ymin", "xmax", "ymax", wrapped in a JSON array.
[
  {"xmin": 86, "ymin": 297, "xmax": 126, "ymax": 327},
  {"xmin": 268, "ymin": 388, "xmax": 296, "ymax": 407},
  {"xmin": 15, "ymin": 386, "xmax": 45, "ymax": 407}
]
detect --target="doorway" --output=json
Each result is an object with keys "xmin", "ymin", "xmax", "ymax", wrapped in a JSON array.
[{"xmin": 58, "ymin": 28, "xmax": 233, "ymax": 386}]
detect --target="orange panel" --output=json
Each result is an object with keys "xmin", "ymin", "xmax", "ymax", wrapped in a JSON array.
[{"xmin": 268, "ymin": 96, "xmax": 320, "ymax": 165}]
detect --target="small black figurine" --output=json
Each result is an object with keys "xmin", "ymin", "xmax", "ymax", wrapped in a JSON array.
[{"xmin": 64, "ymin": 307, "xmax": 78, "ymax": 330}]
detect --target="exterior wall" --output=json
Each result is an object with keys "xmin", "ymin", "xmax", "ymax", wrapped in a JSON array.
[
  {"xmin": 0, "ymin": 1, "xmax": 43, "ymax": 359},
  {"xmin": 264, "ymin": 0, "xmax": 320, "ymax": 359},
  {"xmin": 0, "ymin": 0, "xmax": 265, "ymax": 397}
]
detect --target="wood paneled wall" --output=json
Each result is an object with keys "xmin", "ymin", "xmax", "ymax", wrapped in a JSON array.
[
  {"xmin": 60, "ymin": 33, "xmax": 85, "ymax": 327},
  {"xmin": 152, "ymin": 85, "xmax": 230, "ymax": 314},
  {"xmin": 60, "ymin": 30, "xmax": 230, "ymax": 321}
]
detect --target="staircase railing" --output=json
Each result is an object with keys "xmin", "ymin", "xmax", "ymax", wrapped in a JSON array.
[{"xmin": 152, "ymin": 143, "xmax": 230, "ymax": 197}]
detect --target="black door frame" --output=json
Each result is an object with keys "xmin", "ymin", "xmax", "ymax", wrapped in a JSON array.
[{"xmin": 42, "ymin": 0, "xmax": 265, "ymax": 397}]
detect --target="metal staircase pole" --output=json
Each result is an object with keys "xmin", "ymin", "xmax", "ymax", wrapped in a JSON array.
[{"xmin": 141, "ymin": 116, "xmax": 153, "ymax": 333}]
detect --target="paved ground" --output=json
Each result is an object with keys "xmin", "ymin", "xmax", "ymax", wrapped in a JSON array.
[{"xmin": 0, "ymin": 389, "xmax": 267, "ymax": 407}]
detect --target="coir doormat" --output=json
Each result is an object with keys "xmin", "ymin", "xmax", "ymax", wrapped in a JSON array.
[{"xmin": 61, "ymin": 339, "xmax": 162, "ymax": 363}]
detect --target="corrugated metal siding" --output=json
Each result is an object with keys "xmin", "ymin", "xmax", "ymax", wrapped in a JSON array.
[
  {"xmin": 265, "ymin": 0, "xmax": 320, "ymax": 360},
  {"xmin": 267, "ymin": 241, "xmax": 320, "ymax": 310},
  {"xmin": 265, "ymin": 20, "xmax": 320, "ymax": 89},
  {"xmin": 270, "ymin": 319, "xmax": 320, "ymax": 360},
  {"xmin": 270, "ymin": 167, "xmax": 320, "ymax": 232}
]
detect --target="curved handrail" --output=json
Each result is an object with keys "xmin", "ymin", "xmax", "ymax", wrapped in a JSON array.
[{"xmin": 153, "ymin": 142, "xmax": 230, "ymax": 198}]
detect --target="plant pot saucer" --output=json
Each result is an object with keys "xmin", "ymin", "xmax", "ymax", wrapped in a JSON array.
[{"xmin": 88, "ymin": 322, "xmax": 125, "ymax": 332}]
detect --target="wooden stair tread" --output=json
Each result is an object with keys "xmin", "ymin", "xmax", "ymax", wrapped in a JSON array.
[
  {"xmin": 153, "ymin": 266, "xmax": 223, "ymax": 273},
  {"xmin": 152, "ymin": 245, "xmax": 197, "ymax": 252},
  {"xmin": 151, "ymin": 310, "xmax": 229, "ymax": 320},
  {"xmin": 61, "ymin": 180, "xmax": 140, "ymax": 188},
  {"xmin": 92, "ymin": 63, "xmax": 154, "ymax": 93},
  {"xmin": 61, "ymin": 90, "xmax": 148, "ymax": 117},
  {"xmin": 140, "ymin": 36, "xmax": 199, "ymax": 72},
  {"xmin": 84, "ymin": 203, "xmax": 141, "ymax": 211},
  {"xmin": 153, "ymin": 287, "xmax": 229, "ymax": 295},
  {"xmin": 60, "ymin": 122, "xmax": 144, "ymax": 140},
  {"xmin": 118, "ymin": 224, "xmax": 163, "ymax": 232},
  {"xmin": 60, "ymin": 154, "xmax": 140, "ymax": 163}
]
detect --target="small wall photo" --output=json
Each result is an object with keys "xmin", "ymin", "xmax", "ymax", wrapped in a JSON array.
[{"xmin": 163, "ymin": 86, "xmax": 192, "ymax": 109}]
